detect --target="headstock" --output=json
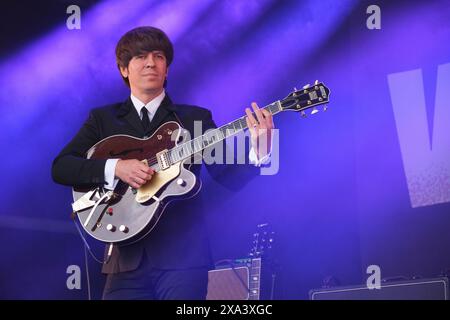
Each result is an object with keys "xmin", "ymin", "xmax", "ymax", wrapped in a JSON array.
[
  {"xmin": 281, "ymin": 80, "xmax": 330, "ymax": 117},
  {"xmin": 249, "ymin": 223, "xmax": 275, "ymax": 259}
]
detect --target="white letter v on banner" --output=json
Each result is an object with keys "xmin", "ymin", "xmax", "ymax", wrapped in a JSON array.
[{"xmin": 388, "ymin": 63, "xmax": 450, "ymax": 208}]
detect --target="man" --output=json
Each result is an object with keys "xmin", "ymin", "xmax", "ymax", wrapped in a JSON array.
[{"xmin": 52, "ymin": 26, "xmax": 274, "ymax": 300}]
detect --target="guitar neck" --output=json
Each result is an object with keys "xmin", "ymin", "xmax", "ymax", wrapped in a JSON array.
[
  {"xmin": 148, "ymin": 81, "xmax": 330, "ymax": 170},
  {"xmin": 168, "ymin": 100, "xmax": 283, "ymax": 165},
  {"xmin": 248, "ymin": 257, "xmax": 262, "ymax": 300}
]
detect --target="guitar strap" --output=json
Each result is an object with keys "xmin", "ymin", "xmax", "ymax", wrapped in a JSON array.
[{"xmin": 171, "ymin": 109, "xmax": 186, "ymax": 130}]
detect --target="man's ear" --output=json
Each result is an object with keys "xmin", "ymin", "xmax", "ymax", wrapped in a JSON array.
[{"xmin": 119, "ymin": 65, "xmax": 129, "ymax": 78}]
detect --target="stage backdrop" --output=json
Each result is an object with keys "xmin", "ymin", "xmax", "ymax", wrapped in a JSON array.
[{"xmin": 0, "ymin": 0, "xmax": 449, "ymax": 299}]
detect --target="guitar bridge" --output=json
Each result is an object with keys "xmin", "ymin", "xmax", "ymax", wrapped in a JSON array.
[{"xmin": 156, "ymin": 149, "xmax": 171, "ymax": 170}]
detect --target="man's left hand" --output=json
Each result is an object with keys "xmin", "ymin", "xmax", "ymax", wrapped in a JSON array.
[{"xmin": 245, "ymin": 102, "xmax": 274, "ymax": 160}]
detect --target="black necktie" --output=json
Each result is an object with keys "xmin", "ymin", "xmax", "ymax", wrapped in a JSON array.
[{"xmin": 141, "ymin": 107, "xmax": 151, "ymax": 133}]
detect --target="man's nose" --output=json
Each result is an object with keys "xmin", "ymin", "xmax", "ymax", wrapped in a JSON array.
[{"xmin": 145, "ymin": 54, "xmax": 155, "ymax": 67}]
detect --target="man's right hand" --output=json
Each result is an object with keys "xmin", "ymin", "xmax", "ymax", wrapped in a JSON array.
[{"xmin": 115, "ymin": 159, "xmax": 154, "ymax": 189}]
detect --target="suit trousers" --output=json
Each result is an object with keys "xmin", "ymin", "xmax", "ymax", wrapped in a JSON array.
[{"xmin": 102, "ymin": 252, "xmax": 209, "ymax": 300}]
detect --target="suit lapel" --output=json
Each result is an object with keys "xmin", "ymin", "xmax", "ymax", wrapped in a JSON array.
[{"xmin": 118, "ymin": 97, "xmax": 145, "ymax": 135}]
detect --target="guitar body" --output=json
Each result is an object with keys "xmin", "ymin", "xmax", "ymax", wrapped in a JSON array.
[{"xmin": 72, "ymin": 121, "xmax": 201, "ymax": 245}]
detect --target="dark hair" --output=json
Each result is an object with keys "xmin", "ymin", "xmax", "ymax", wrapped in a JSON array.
[{"xmin": 115, "ymin": 26, "xmax": 174, "ymax": 87}]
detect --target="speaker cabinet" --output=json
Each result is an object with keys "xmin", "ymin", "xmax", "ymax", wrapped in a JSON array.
[
  {"xmin": 207, "ymin": 258, "xmax": 275, "ymax": 300},
  {"xmin": 207, "ymin": 265, "xmax": 250, "ymax": 300},
  {"xmin": 310, "ymin": 277, "xmax": 449, "ymax": 300}
]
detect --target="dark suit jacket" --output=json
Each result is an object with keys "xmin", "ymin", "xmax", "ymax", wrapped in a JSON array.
[{"xmin": 52, "ymin": 94, "xmax": 259, "ymax": 274}]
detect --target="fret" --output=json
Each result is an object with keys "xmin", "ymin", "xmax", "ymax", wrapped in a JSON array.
[
  {"xmin": 206, "ymin": 131, "xmax": 214, "ymax": 143},
  {"xmin": 194, "ymin": 137, "xmax": 201, "ymax": 153},
  {"xmin": 183, "ymin": 143, "xmax": 189, "ymax": 155},
  {"xmin": 229, "ymin": 124, "xmax": 235, "ymax": 136},
  {"xmin": 231, "ymin": 122, "xmax": 237, "ymax": 134},
  {"xmin": 219, "ymin": 126, "xmax": 227, "ymax": 139},
  {"xmin": 216, "ymin": 128, "xmax": 225, "ymax": 140},
  {"xmin": 252, "ymin": 261, "xmax": 261, "ymax": 267},
  {"xmin": 207, "ymin": 131, "xmax": 216, "ymax": 144},
  {"xmin": 222, "ymin": 123, "xmax": 233, "ymax": 137},
  {"xmin": 229, "ymin": 123, "xmax": 236, "ymax": 135},
  {"xmin": 179, "ymin": 146, "xmax": 185, "ymax": 158},
  {"xmin": 230, "ymin": 121, "xmax": 236, "ymax": 133},
  {"xmin": 233, "ymin": 120, "xmax": 241, "ymax": 132},
  {"xmin": 206, "ymin": 132, "xmax": 213, "ymax": 144},
  {"xmin": 169, "ymin": 150, "xmax": 176, "ymax": 164},
  {"xmin": 239, "ymin": 117, "xmax": 247, "ymax": 129},
  {"xmin": 249, "ymin": 257, "xmax": 261, "ymax": 300},
  {"xmin": 214, "ymin": 130, "xmax": 222, "ymax": 142},
  {"xmin": 235, "ymin": 118, "xmax": 242, "ymax": 130}
]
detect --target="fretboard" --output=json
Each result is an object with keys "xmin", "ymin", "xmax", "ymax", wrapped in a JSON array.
[
  {"xmin": 248, "ymin": 258, "xmax": 262, "ymax": 300},
  {"xmin": 167, "ymin": 100, "xmax": 282, "ymax": 166}
]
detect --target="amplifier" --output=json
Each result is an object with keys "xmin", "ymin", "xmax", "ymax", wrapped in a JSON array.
[
  {"xmin": 207, "ymin": 223, "xmax": 276, "ymax": 300},
  {"xmin": 309, "ymin": 277, "xmax": 449, "ymax": 300},
  {"xmin": 207, "ymin": 258, "xmax": 275, "ymax": 300},
  {"xmin": 207, "ymin": 264, "xmax": 250, "ymax": 300}
]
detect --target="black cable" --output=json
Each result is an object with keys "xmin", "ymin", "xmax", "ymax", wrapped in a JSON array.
[
  {"xmin": 83, "ymin": 245, "xmax": 91, "ymax": 300},
  {"xmin": 73, "ymin": 219, "xmax": 104, "ymax": 264}
]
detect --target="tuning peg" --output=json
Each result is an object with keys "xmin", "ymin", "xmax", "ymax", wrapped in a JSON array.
[
  {"xmin": 300, "ymin": 111, "xmax": 307, "ymax": 118},
  {"xmin": 314, "ymin": 80, "xmax": 319, "ymax": 85},
  {"xmin": 303, "ymin": 84, "xmax": 310, "ymax": 89},
  {"xmin": 294, "ymin": 87, "xmax": 298, "ymax": 91},
  {"xmin": 323, "ymin": 104, "xmax": 328, "ymax": 112},
  {"xmin": 311, "ymin": 107, "xmax": 319, "ymax": 115}
]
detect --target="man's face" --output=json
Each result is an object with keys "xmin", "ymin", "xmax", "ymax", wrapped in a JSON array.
[{"xmin": 120, "ymin": 50, "xmax": 168, "ymax": 95}]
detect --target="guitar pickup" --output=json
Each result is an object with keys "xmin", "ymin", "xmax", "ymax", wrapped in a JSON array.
[{"xmin": 156, "ymin": 149, "xmax": 171, "ymax": 170}]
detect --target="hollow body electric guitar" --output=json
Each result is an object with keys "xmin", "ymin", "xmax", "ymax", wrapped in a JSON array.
[{"xmin": 72, "ymin": 82, "xmax": 330, "ymax": 245}]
